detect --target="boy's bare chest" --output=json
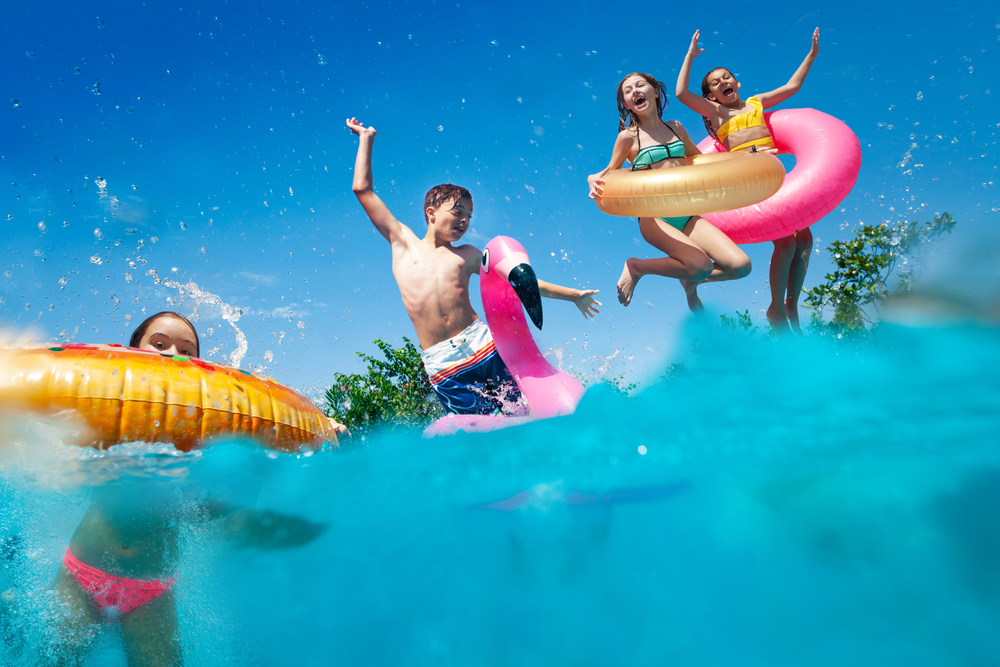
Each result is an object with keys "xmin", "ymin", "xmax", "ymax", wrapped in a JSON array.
[{"xmin": 392, "ymin": 246, "xmax": 469, "ymax": 292}]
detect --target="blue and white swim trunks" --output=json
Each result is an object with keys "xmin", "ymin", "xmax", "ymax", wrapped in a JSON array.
[{"xmin": 421, "ymin": 318, "xmax": 523, "ymax": 415}]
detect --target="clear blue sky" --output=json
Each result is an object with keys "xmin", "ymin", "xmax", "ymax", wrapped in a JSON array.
[{"xmin": 2, "ymin": 1, "xmax": 997, "ymax": 394}]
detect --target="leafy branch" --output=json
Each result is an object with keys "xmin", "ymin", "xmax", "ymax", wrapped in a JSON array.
[
  {"xmin": 324, "ymin": 337, "xmax": 443, "ymax": 438},
  {"xmin": 804, "ymin": 213, "xmax": 955, "ymax": 328}
]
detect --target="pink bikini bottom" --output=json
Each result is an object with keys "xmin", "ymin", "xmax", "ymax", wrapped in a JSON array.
[{"xmin": 63, "ymin": 548, "xmax": 175, "ymax": 615}]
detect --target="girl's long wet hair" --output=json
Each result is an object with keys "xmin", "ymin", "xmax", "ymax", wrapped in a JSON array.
[
  {"xmin": 616, "ymin": 72, "xmax": 668, "ymax": 132},
  {"xmin": 700, "ymin": 67, "xmax": 730, "ymax": 143},
  {"xmin": 129, "ymin": 311, "xmax": 200, "ymax": 357}
]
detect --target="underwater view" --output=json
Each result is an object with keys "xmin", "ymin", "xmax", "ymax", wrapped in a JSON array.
[{"xmin": 2, "ymin": 0, "xmax": 999, "ymax": 665}]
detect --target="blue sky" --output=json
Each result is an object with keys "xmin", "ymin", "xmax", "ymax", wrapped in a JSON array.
[{"xmin": 2, "ymin": 1, "xmax": 997, "ymax": 393}]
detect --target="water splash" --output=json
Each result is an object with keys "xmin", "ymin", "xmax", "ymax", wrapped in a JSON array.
[{"xmin": 145, "ymin": 270, "xmax": 249, "ymax": 367}]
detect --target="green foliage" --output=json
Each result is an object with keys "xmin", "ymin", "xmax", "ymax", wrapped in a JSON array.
[
  {"xmin": 804, "ymin": 213, "xmax": 956, "ymax": 328},
  {"xmin": 324, "ymin": 337, "xmax": 443, "ymax": 437},
  {"xmin": 719, "ymin": 309, "xmax": 761, "ymax": 336}
]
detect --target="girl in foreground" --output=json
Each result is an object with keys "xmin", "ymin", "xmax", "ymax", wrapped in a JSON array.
[
  {"xmin": 588, "ymin": 74, "xmax": 751, "ymax": 311},
  {"xmin": 675, "ymin": 28, "xmax": 819, "ymax": 333},
  {"xmin": 47, "ymin": 312, "xmax": 331, "ymax": 666}
]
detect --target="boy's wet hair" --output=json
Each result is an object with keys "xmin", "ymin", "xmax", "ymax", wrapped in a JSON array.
[
  {"xmin": 616, "ymin": 72, "xmax": 668, "ymax": 132},
  {"xmin": 700, "ymin": 67, "xmax": 732, "ymax": 142},
  {"xmin": 424, "ymin": 184, "xmax": 472, "ymax": 223},
  {"xmin": 129, "ymin": 311, "xmax": 200, "ymax": 357}
]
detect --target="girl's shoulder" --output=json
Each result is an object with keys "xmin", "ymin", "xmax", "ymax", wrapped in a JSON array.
[{"xmin": 615, "ymin": 127, "xmax": 640, "ymax": 145}]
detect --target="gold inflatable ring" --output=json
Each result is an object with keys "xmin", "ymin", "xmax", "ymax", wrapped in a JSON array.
[
  {"xmin": 595, "ymin": 151, "xmax": 785, "ymax": 219},
  {"xmin": 0, "ymin": 343, "xmax": 339, "ymax": 452}
]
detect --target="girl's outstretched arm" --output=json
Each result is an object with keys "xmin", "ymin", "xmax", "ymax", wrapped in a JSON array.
[
  {"xmin": 676, "ymin": 30, "xmax": 717, "ymax": 118},
  {"xmin": 757, "ymin": 28, "xmax": 820, "ymax": 108},
  {"xmin": 588, "ymin": 131, "xmax": 633, "ymax": 198}
]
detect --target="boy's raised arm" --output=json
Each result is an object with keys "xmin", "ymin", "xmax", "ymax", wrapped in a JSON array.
[{"xmin": 346, "ymin": 117, "xmax": 405, "ymax": 243}]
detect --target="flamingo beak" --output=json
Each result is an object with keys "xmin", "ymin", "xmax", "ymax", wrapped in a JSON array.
[{"xmin": 508, "ymin": 263, "xmax": 543, "ymax": 329}]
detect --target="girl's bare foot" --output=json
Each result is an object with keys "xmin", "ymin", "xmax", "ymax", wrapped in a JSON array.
[
  {"xmin": 766, "ymin": 303, "xmax": 790, "ymax": 333},
  {"xmin": 785, "ymin": 298, "xmax": 804, "ymax": 336},
  {"xmin": 680, "ymin": 280, "xmax": 705, "ymax": 313},
  {"xmin": 617, "ymin": 259, "xmax": 642, "ymax": 307}
]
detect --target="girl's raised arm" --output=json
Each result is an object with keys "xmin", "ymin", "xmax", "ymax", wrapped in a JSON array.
[
  {"xmin": 588, "ymin": 131, "xmax": 633, "ymax": 199},
  {"xmin": 757, "ymin": 28, "xmax": 820, "ymax": 108},
  {"xmin": 676, "ymin": 30, "xmax": 717, "ymax": 118}
]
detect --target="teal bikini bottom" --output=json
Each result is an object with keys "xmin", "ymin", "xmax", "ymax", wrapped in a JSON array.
[{"xmin": 640, "ymin": 215, "xmax": 692, "ymax": 231}]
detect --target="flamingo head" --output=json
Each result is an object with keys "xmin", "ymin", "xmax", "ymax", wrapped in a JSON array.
[{"xmin": 481, "ymin": 236, "xmax": 543, "ymax": 330}]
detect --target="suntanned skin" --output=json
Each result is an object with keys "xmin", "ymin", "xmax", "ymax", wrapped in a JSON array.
[
  {"xmin": 347, "ymin": 117, "xmax": 600, "ymax": 351},
  {"xmin": 676, "ymin": 28, "xmax": 819, "ymax": 333}
]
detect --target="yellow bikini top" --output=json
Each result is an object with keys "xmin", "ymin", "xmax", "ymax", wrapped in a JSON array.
[{"xmin": 715, "ymin": 96, "xmax": 766, "ymax": 142}]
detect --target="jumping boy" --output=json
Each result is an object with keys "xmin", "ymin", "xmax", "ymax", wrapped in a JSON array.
[{"xmin": 346, "ymin": 117, "xmax": 601, "ymax": 415}]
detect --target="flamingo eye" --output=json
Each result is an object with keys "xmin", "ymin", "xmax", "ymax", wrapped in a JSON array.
[{"xmin": 481, "ymin": 248, "xmax": 490, "ymax": 273}]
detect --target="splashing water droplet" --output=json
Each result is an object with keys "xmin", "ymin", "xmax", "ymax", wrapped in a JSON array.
[
  {"xmin": 437, "ymin": 125, "xmax": 444, "ymax": 131},
  {"xmin": 317, "ymin": 53, "xmax": 327, "ymax": 65},
  {"xmin": 90, "ymin": 255, "xmax": 103, "ymax": 265},
  {"xmin": 11, "ymin": 99, "xmax": 19, "ymax": 108},
  {"xmin": 264, "ymin": 350, "xmax": 273, "ymax": 363},
  {"xmin": 916, "ymin": 91, "xmax": 924, "ymax": 100},
  {"xmin": 38, "ymin": 222, "xmax": 47, "ymax": 233}
]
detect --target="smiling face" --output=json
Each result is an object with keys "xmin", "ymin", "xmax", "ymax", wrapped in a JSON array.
[
  {"xmin": 137, "ymin": 315, "xmax": 199, "ymax": 357},
  {"xmin": 620, "ymin": 74, "xmax": 657, "ymax": 117},
  {"xmin": 427, "ymin": 195, "xmax": 473, "ymax": 242},
  {"xmin": 703, "ymin": 68, "xmax": 741, "ymax": 105}
]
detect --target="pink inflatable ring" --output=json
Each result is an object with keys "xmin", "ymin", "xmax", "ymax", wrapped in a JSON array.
[{"xmin": 696, "ymin": 108, "xmax": 862, "ymax": 244}]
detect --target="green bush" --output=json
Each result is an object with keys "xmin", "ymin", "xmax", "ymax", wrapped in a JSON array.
[
  {"xmin": 804, "ymin": 213, "xmax": 955, "ymax": 329},
  {"xmin": 324, "ymin": 338, "xmax": 443, "ymax": 437}
]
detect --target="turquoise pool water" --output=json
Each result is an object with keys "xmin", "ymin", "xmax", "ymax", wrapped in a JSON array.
[{"xmin": 2, "ymin": 322, "xmax": 998, "ymax": 665}]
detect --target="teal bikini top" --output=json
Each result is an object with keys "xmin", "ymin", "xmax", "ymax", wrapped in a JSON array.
[{"xmin": 631, "ymin": 124, "xmax": 685, "ymax": 170}]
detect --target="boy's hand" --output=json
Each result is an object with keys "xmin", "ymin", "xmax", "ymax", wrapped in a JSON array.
[
  {"xmin": 687, "ymin": 30, "xmax": 704, "ymax": 59},
  {"xmin": 346, "ymin": 117, "xmax": 377, "ymax": 139},
  {"xmin": 574, "ymin": 290, "xmax": 602, "ymax": 319},
  {"xmin": 809, "ymin": 27, "xmax": 819, "ymax": 57}
]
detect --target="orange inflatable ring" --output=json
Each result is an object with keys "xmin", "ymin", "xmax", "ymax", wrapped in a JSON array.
[
  {"xmin": 595, "ymin": 151, "xmax": 785, "ymax": 219},
  {"xmin": 0, "ymin": 343, "xmax": 339, "ymax": 452}
]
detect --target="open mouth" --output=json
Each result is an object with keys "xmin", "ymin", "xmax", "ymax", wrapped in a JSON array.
[
  {"xmin": 722, "ymin": 85, "xmax": 735, "ymax": 97},
  {"xmin": 633, "ymin": 94, "xmax": 647, "ymax": 108}
]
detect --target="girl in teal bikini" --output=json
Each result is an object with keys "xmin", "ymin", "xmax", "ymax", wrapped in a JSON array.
[{"xmin": 588, "ymin": 73, "xmax": 751, "ymax": 310}]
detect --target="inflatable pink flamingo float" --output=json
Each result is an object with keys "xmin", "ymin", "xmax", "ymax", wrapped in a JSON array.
[{"xmin": 424, "ymin": 236, "xmax": 585, "ymax": 437}]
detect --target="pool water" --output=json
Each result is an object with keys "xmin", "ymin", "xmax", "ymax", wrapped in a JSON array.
[{"xmin": 2, "ymin": 322, "xmax": 999, "ymax": 666}]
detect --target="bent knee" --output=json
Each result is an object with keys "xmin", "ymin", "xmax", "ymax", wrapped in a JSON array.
[
  {"xmin": 687, "ymin": 259, "xmax": 714, "ymax": 281},
  {"xmin": 731, "ymin": 257, "xmax": 752, "ymax": 279}
]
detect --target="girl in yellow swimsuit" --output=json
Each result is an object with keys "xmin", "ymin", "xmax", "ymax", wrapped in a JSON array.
[
  {"xmin": 588, "ymin": 72, "xmax": 751, "ymax": 311},
  {"xmin": 676, "ymin": 28, "xmax": 820, "ymax": 334}
]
